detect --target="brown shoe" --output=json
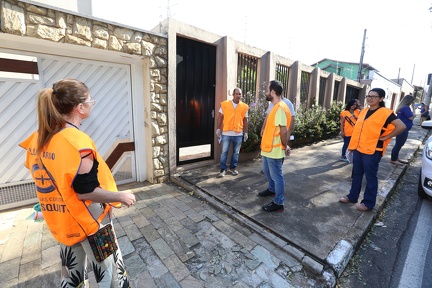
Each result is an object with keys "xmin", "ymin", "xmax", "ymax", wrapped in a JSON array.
[
  {"xmin": 339, "ymin": 196, "xmax": 351, "ymax": 203},
  {"xmin": 390, "ymin": 160, "xmax": 399, "ymax": 165},
  {"xmin": 355, "ymin": 203, "xmax": 371, "ymax": 211}
]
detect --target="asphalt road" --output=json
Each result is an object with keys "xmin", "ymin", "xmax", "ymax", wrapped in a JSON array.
[{"xmin": 336, "ymin": 147, "xmax": 430, "ymax": 287}]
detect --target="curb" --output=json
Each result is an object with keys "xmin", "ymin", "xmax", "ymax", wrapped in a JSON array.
[
  {"xmin": 170, "ymin": 128, "xmax": 431, "ymax": 288},
  {"xmin": 170, "ymin": 174, "xmax": 334, "ymax": 287},
  {"xmin": 325, "ymin": 129, "xmax": 430, "ymax": 284}
]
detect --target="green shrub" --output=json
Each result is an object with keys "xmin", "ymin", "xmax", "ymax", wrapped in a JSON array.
[
  {"xmin": 240, "ymin": 96, "xmax": 343, "ymax": 151},
  {"xmin": 293, "ymin": 101, "xmax": 343, "ymax": 142},
  {"xmin": 241, "ymin": 93, "xmax": 268, "ymax": 152},
  {"xmin": 240, "ymin": 132, "xmax": 260, "ymax": 152}
]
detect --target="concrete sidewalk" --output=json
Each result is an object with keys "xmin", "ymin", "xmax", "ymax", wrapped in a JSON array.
[
  {"xmin": 172, "ymin": 117, "xmax": 430, "ymax": 286},
  {"xmin": 0, "ymin": 119, "xmax": 429, "ymax": 287},
  {"xmin": 0, "ymin": 181, "xmax": 324, "ymax": 287}
]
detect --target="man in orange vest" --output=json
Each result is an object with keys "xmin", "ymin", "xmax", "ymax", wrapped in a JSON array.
[
  {"xmin": 216, "ymin": 88, "xmax": 249, "ymax": 177},
  {"xmin": 258, "ymin": 80, "xmax": 291, "ymax": 212}
]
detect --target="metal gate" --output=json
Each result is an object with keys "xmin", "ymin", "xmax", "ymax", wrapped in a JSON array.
[
  {"xmin": 0, "ymin": 51, "xmax": 135, "ymax": 209},
  {"xmin": 176, "ymin": 37, "xmax": 216, "ymax": 165}
]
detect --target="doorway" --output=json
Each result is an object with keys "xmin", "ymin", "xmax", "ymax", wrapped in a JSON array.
[{"xmin": 176, "ymin": 37, "xmax": 216, "ymax": 165}]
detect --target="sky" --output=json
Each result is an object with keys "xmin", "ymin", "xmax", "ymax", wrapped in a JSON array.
[{"xmin": 92, "ymin": 0, "xmax": 432, "ymax": 87}]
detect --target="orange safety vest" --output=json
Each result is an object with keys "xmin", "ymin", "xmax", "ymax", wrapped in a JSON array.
[
  {"xmin": 221, "ymin": 100, "xmax": 249, "ymax": 133},
  {"xmin": 261, "ymin": 101, "xmax": 291, "ymax": 152},
  {"xmin": 340, "ymin": 109, "xmax": 360, "ymax": 137},
  {"xmin": 348, "ymin": 107, "xmax": 395, "ymax": 156},
  {"xmin": 20, "ymin": 128, "xmax": 121, "ymax": 246}
]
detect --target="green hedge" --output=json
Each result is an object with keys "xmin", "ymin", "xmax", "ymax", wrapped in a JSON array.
[
  {"xmin": 241, "ymin": 99, "xmax": 344, "ymax": 152},
  {"xmin": 293, "ymin": 101, "xmax": 343, "ymax": 142}
]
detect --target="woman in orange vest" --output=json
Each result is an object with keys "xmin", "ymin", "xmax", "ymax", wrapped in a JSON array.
[
  {"xmin": 339, "ymin": 99, "xmax": 360, "ymax": 162},
  {"xmin": 339, "ymin": 88, "xmax": 406, "ymax": 211},
  {"xmin": 20, "ymin": 79, "xmax": 136, "ymax": 287}
]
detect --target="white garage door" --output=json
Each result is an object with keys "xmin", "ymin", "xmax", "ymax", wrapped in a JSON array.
[{"xmin": 0, "ymin": 51, "xmax": 136, "ymax": 208}]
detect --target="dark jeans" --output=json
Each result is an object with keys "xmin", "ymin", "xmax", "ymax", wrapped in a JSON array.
[
  {"xmin": 391, "ymin": 128, "xmax": 409, "ymax": 161},
  {"xmin": 346, "ymin": 150, "xmax": 382, "ymax": 209},
  {"xmin": 341, "ymin": 136, "xmax": 351, "ymax": 157}
]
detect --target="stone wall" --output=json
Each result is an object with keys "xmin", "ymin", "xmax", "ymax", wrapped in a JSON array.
[{"xmin": 0, "ymin": 0, "xmax": 169, "ymax": 183}]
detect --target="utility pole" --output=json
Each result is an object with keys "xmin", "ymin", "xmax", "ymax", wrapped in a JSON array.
[
  {"xmin": 357, "ymin": 29, "xmax": 367, "ymax": 82},
  {"xmin": 411, "ymin": 64, "xmax": 415, "ymax": 85}
]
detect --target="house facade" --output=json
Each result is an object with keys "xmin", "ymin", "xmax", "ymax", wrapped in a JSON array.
[
  {"xmin": 0, "ymin": 0, "xmax": 168, "ymax": 209},
  {"xmin": 314, "ymin": 58, "xmax": 417, "ymax": 109},
  {"xmin": 1, "ymin": 0, "xmax": 368, "ymax": 209}
]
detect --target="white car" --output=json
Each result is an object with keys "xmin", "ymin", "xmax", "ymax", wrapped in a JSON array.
[{"xmin": 419, "ymin": 120, "xmax": 432, "ymax": 198}]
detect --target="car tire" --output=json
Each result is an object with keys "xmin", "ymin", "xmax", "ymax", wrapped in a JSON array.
[{"xmin": 418, "ymin": 169, "xmax": 429, "ymax": 199}]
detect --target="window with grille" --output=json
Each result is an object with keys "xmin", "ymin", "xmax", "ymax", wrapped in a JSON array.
[
  {"xmin": 333, "ymin": 81, "xmax": 340, "ymax": 100},
  {"xmin": 318, "ymin": 77, "xmax": 326, "ymax": 106},
  {"xmin": 300, "ymin": 71, "xmax": 310, "ymax": 104},
  {"xmin": 345, "ymin": 86, "xmax": 360, "ymax": 103},
  {"xmin": 276, "ymin": 64, "xmax": 289, "ymax": 99},
  {"xmin": 237, "ymin": 53, "xmax": 258, "ymax": 104}
]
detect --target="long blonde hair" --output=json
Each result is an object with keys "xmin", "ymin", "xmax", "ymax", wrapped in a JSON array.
[
  {"xmin": 36, "ymin": 78, "xmax": 89, "ymax": 156},
  {"xmin": 395, "ymin": 95, "xmax": 414, "ymax": 114}
]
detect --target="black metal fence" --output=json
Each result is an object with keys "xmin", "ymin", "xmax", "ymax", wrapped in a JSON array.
[{"xmin": 237, "ymin": 53, "xmax": 258, "ymax": 104}]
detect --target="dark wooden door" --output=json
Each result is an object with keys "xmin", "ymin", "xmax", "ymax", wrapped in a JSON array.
[{"xmin": 176, "ymin": 37, "xmax": 216, "ymax": 165}]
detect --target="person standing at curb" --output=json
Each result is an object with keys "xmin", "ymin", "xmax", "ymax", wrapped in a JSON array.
[
  {"xmin": 420, "ymin": 102, "xmax": 430, "ymax": 125},
  {"xmin": 339, "ymin": 99, "xmax": 360, "ymax": 162},
  {"xmin": 20, "ymin": 79, "xmax": 135, "ymax": 287},
  {"xmin": 259, "ymin": 80, "xmax": 292, "ymax": 212},
  {"xmin": 339, "ymin": 88, "xmax": 406, "ymax": 211},
  {"xmin": 216, "ymin": 88, "xmax": 249, "ymax": 177},
  {"xmin": 390, "ymin": 95, "xmax": 416, "ymax": 165}
]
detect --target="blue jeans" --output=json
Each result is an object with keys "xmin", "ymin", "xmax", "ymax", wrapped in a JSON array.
[
  {"xmin": 391, "ymin": 128, "xmax": 409, "ymax": 161},
  {"xmin": 346, "ymin": 150, "xmax": 382, "ymax": 209},
  {"xmin": 341, "ymin": 136, "xmax": 351, "ymax": 157},
  {"xmin": 262, "ymin": 156, "xmax": 285, "ymax": 205},
  {"xmin": 220, "ymin": 135, "xmax": 243, "ymax": 171}
]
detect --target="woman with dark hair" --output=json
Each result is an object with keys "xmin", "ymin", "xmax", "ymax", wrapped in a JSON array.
[
  {"xmin": 20, "ymin": 78, "xmax": 135, "ymax": 287},
  {"xmin": 339, "ymin": 99, "xmax": 360, "ymax": 162},
  {"xmin": 339, "ymin": 88, "xmax": 406, "ymax": 211},
  {"xmin": 390, "ymin": 95, "xmax": 416, "ymax": 165}
]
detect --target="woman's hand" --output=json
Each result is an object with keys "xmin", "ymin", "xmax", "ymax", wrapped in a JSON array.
[{"xmin": 120, "ymin": 192, "xmax": 136, "ymax": 207}]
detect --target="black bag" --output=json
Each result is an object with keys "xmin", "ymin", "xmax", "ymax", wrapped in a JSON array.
[
  {"xmin": 87, "ymin": 224, "xmax": 118, "ymax": 262},
  {"xmin": 427, "ymin": 115, "xmax": 431, "ymax": 121}
]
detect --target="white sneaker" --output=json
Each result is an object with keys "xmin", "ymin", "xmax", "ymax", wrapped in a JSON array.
[
  {"xmin": 229, "ymin": 169, "xmax": 239, "ymax": 175},
  {"xmin": 218, "ymin": 170, "xmax": 226, "ymax": 177}
]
